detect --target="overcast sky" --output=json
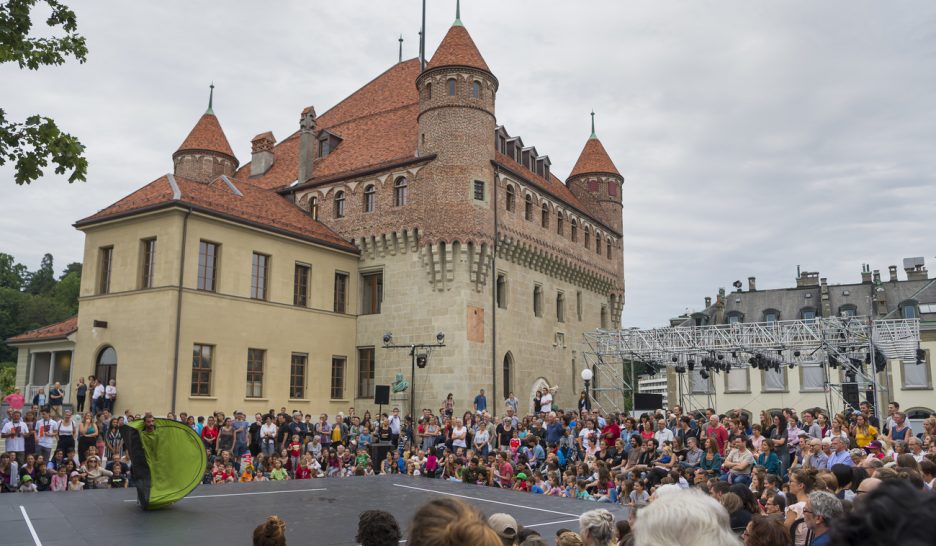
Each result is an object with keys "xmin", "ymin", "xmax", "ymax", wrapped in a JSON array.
[{"xmin": 2, "ymin": 1, "xmax": 934, "ymax": 327}]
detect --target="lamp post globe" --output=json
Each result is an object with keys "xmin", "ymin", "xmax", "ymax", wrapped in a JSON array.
[{"xmin": 580, "ymin": 368, "xmax": 593, "ymax": 411}]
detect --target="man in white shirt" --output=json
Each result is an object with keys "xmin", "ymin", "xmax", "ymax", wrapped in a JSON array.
[
  {"xmin": 1, "ymin": 411, "xmax": 30, "ymax": 463},
  {"xmin": 654, "ymin": 418, "xmax": 674, "ymax": 449},
  {"xmin": 908, "ymin": 437, "xmax": 926, "ymax": 463},
  {"xmin": 91, "ymin": 379, "xmax": 105, "ymax": 414},
  {"xmin": 388, "ymin": 407, "xmax": 401, "ymax": 447},
  {"xmin": 35, "ymin": 408, "xmax": 59, "ymax": 461},
  {"xmin": 540, "ymin": 389, "xmax": 553, "ymax": 414}
]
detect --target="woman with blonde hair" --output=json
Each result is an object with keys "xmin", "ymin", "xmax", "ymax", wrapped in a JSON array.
[{"xmin": 407, "ymin": 498, "xmax": 502, "ymax": 546}]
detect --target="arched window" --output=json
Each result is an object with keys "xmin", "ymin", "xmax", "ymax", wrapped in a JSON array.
[
  {"xmin": 556, "ymin": 211, "xmax": 564, "ymax": 235},
  {"xmin": 525, "ymin": 195, "xmax": 533, "ymax": 221},
  {"xmin": 571, "ymin": 219, "xmax": 578, "ymax": 242},
  {"xmin": 533, "ymin": 285, "xmax": 543, "ymax": 317},
  {"xmin": 394, "ymin": 177, "xmax": 407, "ymax": 207},
  {"xmin": 426, "ymin": 82, "xmax": 432, "ymax": 99},
  {"xmin": 503, "ymin": 353, "xmax": 513, "ymax": 399},
  {"xmin": 496, "ymin": 273, "xmax": 507, "ymax": 309},
  {"xmin": 447, "ymin": 78, "xmax": 456, "ymax": 96},
  {"xmin": 505, "ymin": 185, "xmax": 515, "ymax": 212},
  {"xmin": 556, "ymin": 292, "xmax": 565, "ymax": 323},
  {"xmin": 584, "ymin": 226, "xmax": 591, "ymax": 249},
  {"xmin": 472, "ymin": 81, "xmax": 481, "ymax": 98},
  {"xmin": 541, "ymin": 203, "xmax": 549, "ymax": 228},
  {"xmin": 763, "ymin": 309, "xmax": 780, "ymax": 323},
  {"xmin": 95, "ymin": 346, "xmax": 117, "ymax": 386},
  {"xmin": 334, "ymin": 190, "xmax": 345, "ymax": 218},
  {"xmin": 309, "ymin": 196, "xmax": 319, "ymax": 221},
  {"xmin": 595, "ymin": 234, "xmax": 602, "ymax": 255},
  {"xmin": 363, "ymin": 184, "xmax": 376, "ymax": 213},
  {"xmin": 606, "ymin": 239, "xmax": 612, "ymax": 259}
]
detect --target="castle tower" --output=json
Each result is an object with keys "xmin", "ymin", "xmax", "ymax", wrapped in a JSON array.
[
  {"xmin": 416, "ymin": 8, "xmax": 498, "ymax": 239},
  {"xmin": 566, "ymin": 112, "xmax": 623, "ymax": 235},
  {"xmin": 172, "ymin": 84, "xmax": 239, "ymax": 183}
]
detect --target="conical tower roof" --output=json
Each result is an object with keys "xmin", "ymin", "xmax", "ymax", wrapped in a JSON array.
[
  {"xmin": 568, "ymin": 137, "xmax": 620, "ymax": 178},
  {"xmin": 426, "ymin": 24, "xmax": 491, "ymax": 73},
  {"xmin": 176, "ymin": 112, "xmax": 236, "ymax": 159}
]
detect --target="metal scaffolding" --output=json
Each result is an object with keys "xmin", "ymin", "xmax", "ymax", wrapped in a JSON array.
[{"xmin": 582, "ymin": 317, "xmax": 921, "ymax": 419}]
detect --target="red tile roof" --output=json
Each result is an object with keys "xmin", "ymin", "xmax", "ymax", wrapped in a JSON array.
[
  {"xmin": 426, "ymin": 25, "xmax": 491, "ymax": 73},
  {"xmin": 7, "ymin": 316, "xmax": 77, "ymax": 344},
  {"xmin": 568, "ymin": 137, "xmax": 620, "ymax": 178},
  {"xmin": 75, "ymin": 174, "xmax": 357, "ymax": 253},
  {"xmin": 176, "ymin": 113, "xmax": 237, "ymax": 160},
  {"xmin": 236, "ymin": 58, "xmax": 423, "ymax": 189}
]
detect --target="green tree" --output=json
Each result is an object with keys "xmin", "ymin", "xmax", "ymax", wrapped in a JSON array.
[
  {"xmin": 25, "ymin": 252, "xmax": 55, "ymax": 295},
  {"xmin": 0, "ymin": 252, "xmax": 28, "ymax": 289},
  {"xmin": 0, "ymin": 0, "xmax": 88, "ymax": 185},
  {"xmin": 60, "ymin": 261, "xmax": 81, "ymax": 279},
  {"xmin": 51, "ymin": 269, "xmax": 79, "ymax": 314},
  {"xmin": 0, "ymin": 364, "xmax": 15, "ymax": 396}
]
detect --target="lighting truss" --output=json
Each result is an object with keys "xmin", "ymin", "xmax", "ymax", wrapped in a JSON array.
[{"xmin": 582, "ymin": 317, "xmax": 920, "ymax": 418}]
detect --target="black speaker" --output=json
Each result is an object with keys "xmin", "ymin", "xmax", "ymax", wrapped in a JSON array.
[
  {"xmin": 374, "ymin": 385, "xmax": 391, "ymax": 405},
  {"xmin": 634, "ymin": 393, "xmax": 663, "ymax": 411}
]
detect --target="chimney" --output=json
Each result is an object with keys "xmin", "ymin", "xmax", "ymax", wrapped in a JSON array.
[
  {"xmin": 889, "ymin": 266, "xmax": 898, "ymax": 283},
  {"xmin": 250, "ymin": 132, "xmax": 276, "ymax": 176},
  {"xmin": 861, "ymin": 263, "xmax": 873, "ymax": 284},
  {"xmin": 298, "ymin": 106, "xmax": 317, "ymax": 184},
  {"xmin": 872, "ymin": 269, "xmax": 881, "ymax": 284},
  {"xmin": 903, "ymin": 257, "xmax": 928, "ymax": 281},
  {"xmin": 820, "ymin": 277, "xmax": 832, "ymax": 317},
  {"xmin": 796, "ymin": 271, "xmax": 820, "ymax": 288},
  {"xmin": 704, "ymin": 297, "xmax": 712, "ymax": 308},
  {"xmin": 748, "ymin": 277, "xmax": 757, "ymax": 292}
]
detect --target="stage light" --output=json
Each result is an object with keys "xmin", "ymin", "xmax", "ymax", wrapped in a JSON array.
[
  {"xmin": 700, "ymin": 370, "xmax": 709, "ymax": 379},
  {"xmin": 675, "ymin": 365, "xmax": 686, "ymax": 374},
  {"xmin": 717, "ymin": 354, "xmax": 724, "ymax": 361},
  {"xmin": 788, "ymin": 361, "xmax": 795, "ymax": 368},
  {"xmin": 794, "ymin": 350, "xmax": 801, "ymax": 358},
  {"xmin": 687, "ymin": 359, "xmax": 695, "ymax": 371},
  {"xmin": 416, "ymin": 354, "xmax": 428, "ymax": 368},
  {"xmin": 672, "ymin": 356, "xmax": 679, "ymax": 363},
  {"xmin": 725, "ymin": 362, "xmax": 731, "ymax": 373},
  {"xmin": 731, "ymin": 351, "xmax": 738, "ymax": 359}
]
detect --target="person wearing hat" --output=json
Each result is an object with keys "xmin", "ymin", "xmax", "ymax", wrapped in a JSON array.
[
  {"xmin": 18, "ymin": 473, "xmax": 37, "ymax": 493},
  {"xmin": 865, "ymin": 440, "xmax": 885, "ymax": 460},
  {"xmin": 488, "ymin": 513, "xmax": 518, "ymax": 546}
]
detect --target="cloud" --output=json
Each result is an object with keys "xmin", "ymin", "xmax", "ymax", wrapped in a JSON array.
[{"xmin": 1, "ymin": 0, "xmax": 934, "ymax": 327}]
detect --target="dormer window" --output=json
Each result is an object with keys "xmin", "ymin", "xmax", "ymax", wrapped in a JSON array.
[
  {"xmin": 318, "ymin": 137, "xmax": 330, "ymax": 158},
  {"xmin": 309, "ymin": 196, "xmax": 319, "ymax": 220}
]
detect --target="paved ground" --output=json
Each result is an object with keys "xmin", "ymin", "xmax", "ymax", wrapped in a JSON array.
[{"xmin": 0, "ymin": 475, "xmax": 627, "ymax": 545}]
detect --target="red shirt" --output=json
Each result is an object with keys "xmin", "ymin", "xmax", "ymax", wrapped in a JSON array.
[
  {"xmin": 202, "ymin": 426, "xmax": 219, "ymax": 442},
  {"xmin": 707, "ymin": 425, "xmax": 729, "ymax": 456},
  {"xmin": 295, "ymin": 466, "xmax": 312, "ymax": 479},
  {"xmin": 601, "ymin": 422, "xmax": 621, "ymax": 442}
]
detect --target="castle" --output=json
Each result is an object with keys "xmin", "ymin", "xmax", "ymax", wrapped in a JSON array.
[{"xmin": 10, "ymin": 9, "xmax": 625, "ymax": 417}]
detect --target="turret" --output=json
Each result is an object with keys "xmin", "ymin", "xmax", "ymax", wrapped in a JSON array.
[
  {"xmin": 566, "ymin": 112, "xmax": 623, "ymax": 234},
  {"xmin": 172, "ymin": 84, "xmax": 238, "ymax": 183}
]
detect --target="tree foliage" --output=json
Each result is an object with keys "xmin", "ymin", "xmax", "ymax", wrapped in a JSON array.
[
  {"xmin": 0, "ymin": 365, "xmax": 15, "ymax": 396},
  {"xmin": 0, "ymin": 0, "xmax": 88, "ymax": 185},
  {"xmin": 0, "ymin": 252, "xmax": 79, "ymax": 362}
]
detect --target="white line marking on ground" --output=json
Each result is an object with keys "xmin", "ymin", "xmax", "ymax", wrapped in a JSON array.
[
  {"xmin": 120, "ymin": 488, "xmax": 327, "ymax": 502},
  {"xmin": 19, "ymin": 505, "xmax": 42, "ymax": 546},
  {"xmin": 523, "ymin": 517, "xmax": 582, "ymax": 528},
  {"xmin": 392, "ymin": 483, "xmax": 580, "ymax": 517}
]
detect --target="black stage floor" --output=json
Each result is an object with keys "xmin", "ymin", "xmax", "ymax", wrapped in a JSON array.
[{"xmin": 0, "ymin": 476, "xmax": 628, "ymax": 545}]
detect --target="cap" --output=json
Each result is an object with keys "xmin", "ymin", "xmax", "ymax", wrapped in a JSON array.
[
  {"xmin": 21, "ymin": 474, "xmax": 32, "ymax": 482},
  {"xmin": 488, "ymin": 513, "xmax": 518, "ymax": 539},
  {"xmin": 515, "ymin": 472, "xmax": 528, "ymax": 480},
  {"xmin": 866, "ymin": 440, "xmax": 882, "ymax": 450},
  {"xmin": 70, "ymin": 471, "xmax": 80, "ymax": 477}
]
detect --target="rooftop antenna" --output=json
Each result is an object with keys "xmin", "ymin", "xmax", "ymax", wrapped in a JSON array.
[
  {"xmin": 207, "ymin": 82, "xmax": 215, "ymax": 115},
  {"xmin": 419, "ymin": 0, "xmax": 426, "ymax": 70},
  {"xmin": 590, "ymin": 110, "xmax": 596, "ymax": 139},
  {"xmin": 454, "ymin": 0, "xmax": 463, "ymax": 26},
  {"xmin": 399, "ymin": 34, "xmax": 404, "ymax": 63}
]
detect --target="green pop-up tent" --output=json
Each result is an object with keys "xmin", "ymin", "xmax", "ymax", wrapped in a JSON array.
[{"xmin": 121, "ymin": 417, "xmax": 207, "ymax": 510}]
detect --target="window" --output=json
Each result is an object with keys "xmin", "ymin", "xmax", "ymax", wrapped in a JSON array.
[
  {"xmin": 505, "ymin": 185, "xmax": 515, "ymax": 212},
  {"xmin": 576, "ymin": 291, "xmax": 583, "ymax": 321},
  {"xmin": 447, "ymin": 78, "xmax": 456, "ymax": 96},
  {"xmin": 595, "ymin": 234, "xmax": 602, "ymax": 255},
  {"xmin": 557, "ymin": 211, "xmax": 564, "ymax": 235},
  {"xmin": 98, "ymin": 246, "xmax": 113, "ymax": 294},
  {"xmin": 584, "ymin": 227, "xmax": 591, "ymax": 249},
  {"xmin": 472, "ymin": 80, "xmax": 480, "ymax": 98},
  {"xmin": 901, "ymin": 349, "xmax": 931, "ymax": 389},
  {"xmin": 801, "ymin": 308, "xmax": 817, "ymax": 322},
  {"xmin": 525, "ymin": 195, "xmax": 533, "ymax": 220},
  {"xmin": 363, "ymin": 184, "xmax": 376, "ymax": 213},
  {"xmin": 191, "ymin": 343, "xmax": 213, "ymax": 396},
  {"xmin": 608, "ymin": 183, "xmax": 617, "ymax": 197},
  {"xmin": 141, "ymin": 238, "xmax": 156, "ymax": 289},
  {"xmin": 588, "ymin": 179, "xmax": 599, "ymax": 192},
  {"xmin": 425, "ymin": 82, "xmax": 432, "ymax": 99},
  {"xmin": 318, "ymin": 137, "xmax": 330, "ymax": 158},
  {"xmin": 496, "ymin": 273, "xmax": 507, "ymax": 309},
  {"xmin": 293, "ymin": 263, "xmax": 310, "ymax": 306},
  {"xmin": 899, "ymin": 301, "xmax": 919, "ymax": 319},
  {"xmin": 571, "ymin": 220, "xmax": 578, "ymax": 242},
  {"xmin": 331, "ymin": 356, "xmax": 346, "ymax": 399},
  {"xmin": 541, "ymin": 203, "xmax": 549, "ymax": 228},
  {"xmin": 251, "ymin": 252, "xmax": 269, "ymax": 300},
  {"xmin": 334, "ymin": 191, "xmax": 345, "ymax": 218},
  {"xmin": 533, "ymin": 284, "xmax": 543, "ymax": 317},
  {"xmin": 800, "ymin": 361, "xmax": 825, "ymax": 392},
  {"xmin": 361, "ymin": 271, "xmax": 383, "ymax": 315},
  {"xmin": 290, "ymin": 353, "xmax": 307, "ymax": 399},
  {"xmin": 246, "ymin": 348, "xmax": 264, "ymax": 398},
  {"xmin": 839, "ymin": 305, "xmax": 857, "ymax": 318},
  {"xmin": 727, "ymin": 312, "xmax": 743, "ymax": 324},
  {"xmin": 309, "ymin": 196, "xmax": 319, "ymax": 220},
  {"xmin": 725, "ymin": 367, "xmax": 750, "ymax": 393},
  {"xmin": 357, "ymin": 347, "xmax": 375, "ymax": 398},
  {"xmin": 556, "ymin": 291, "xmax": 565, "ymax": 323},
  {"xmin": 763, "ymin": 309, "xmax": 779, "ymax": 323},
  {"xmin": 197, "ymin": 241, "xmax": 218, "ymax": 291},
  {"xmin": 334, "ymin": 272, "xmax": 348, "ymax": 313},
  {"xmin": 691, "ymin": 370, "xmax": 714, "ymax": 394},
  {"xmin": 474, "ymin": 180, "xmax": 485, "ymax": 201},
  {"xmin": 503, "ymin": 353, "xmax": 513, "ymax": 398},
  {"xmin": 601, "ymin": 305, "xmax": 609, "ymax": 329},
  {"xmin": 762, "ymin": 368, "xmax": 786, "ymax": 392},
  {"xmin": 394, "ymin": 177, "xmax": 408, "ymax": 207},
  {"xmin": 607, "ymin": 240, "xmax": 612, "ymax": 259},
  {"xmin": 95, "ymin": 347, "xmax": 117, "ymax": 386}
]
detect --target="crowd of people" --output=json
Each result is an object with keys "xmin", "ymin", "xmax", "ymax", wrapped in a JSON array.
[{"xmin": 3, "ymin": 385, "xmax": 936, "ymax": 544}]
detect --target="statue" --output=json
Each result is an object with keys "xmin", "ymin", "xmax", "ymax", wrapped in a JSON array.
[{"xmin": 392, "ymin": 373, "xmax": 409, "ymax": 393}]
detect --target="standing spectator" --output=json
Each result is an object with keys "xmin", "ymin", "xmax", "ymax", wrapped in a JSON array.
[
  {"xmin": 1, "ymin": 410, "xmax": 29, "ymax": 463},
  {"xmin": 32, "ymin": 387, "xmax": 47, "ymax": 409},
  {"xmin": 356, "ymin": 510, "xmax": 402, "ymax": 546},
  {"xmin": 57, "ymin": 409, "xmax": 76, "ymax": 458},
  {"xmin": 540, "ymin": 388, "xmax": 553, "ymax": 414},
  {"xmin": 578, "ymin": 391, "xmax": 591, "ymax": 412},
  {"xmin": 77, "ymin": 412, "xmax": 98, "ymax": 462},
  {"xmin": 248, "ymin": 413, "xmax": 263, "ymax": 458},
  {"xmin": 533, "ymin": 389, "xmax": 543, "ymax": 415},
  {"xmin": 74, "ymin": 378, "xmax": 87, "ymax": 413},
  {"xmin": 389, "ymin": 407, "xmax": 402, "ymax": 446},
  {"xmin": 768, "ymin": 413, "xmax": 788, "ymax": 478},
  {"xmin": 473, "ymin": 389, "xmax": 488, "ymax": 414},
  {"xmin": 2, "ymin": 388, "xmax": 25, "ymax": 411},
  {"xmin": 104, "ymin": 379, "xmax": 117, "ymax": 412},
  {"xmin": 34, "ymin": 408, "xmax": 58, "ymax": 461},
  {"xmin": 883, "ymin": 401, "xmax": 899, "ymax": 435},
  {"xmin": 260, "ymin": 415, "xmax": 278, "ymax": 456},
  {"xmin": 887, "ymin": 411, "xmax": 912, "ymax": 443},
  {"xmin": 504, "ymin": 392, "xmax": 519, "ymax": 415},
  {"xmin": 803, "ymin": 491, "xmax": 842, "ymax": 546},
  {"xmin": 802, "ymin": 410, "xmax": 822, "ymax": 439},
  {"xmin": 443, "ymin": 394, "xmax": 455, "ymax": 418},
  {"xmin": 705, "ymin": 414, "xmax": 729, "ymax": 456},
  {"xmin": 48, "ymin": 382, "xmax": 64, "ymax": 417},
  {"xmin": 633, "ymin": 488, "xmax": 741, "ymax": 546},
  {"xmin": 91, "ymin": 378, "xmax": 105, "ymax": 415}
]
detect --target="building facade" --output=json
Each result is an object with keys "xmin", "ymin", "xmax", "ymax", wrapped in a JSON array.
[
  {"xmin": 665, "ymin": 260, "xmax": 935, "ymax": 427},
  {"xmin": 9, "ymin": 12, "xmax": 625, "ymax": 417}
]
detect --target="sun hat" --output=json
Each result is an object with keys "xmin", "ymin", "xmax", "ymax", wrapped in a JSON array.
[{"xmin": 488, "ymin": 513, "xmax": 518, "ymax": 540}]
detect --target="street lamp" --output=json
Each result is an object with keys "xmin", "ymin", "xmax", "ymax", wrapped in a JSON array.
[
  {"xmin": 581, "ymin": 368, "xmax": 593, "ymax": 410},
  {"xmin": 383, "ymin": 332, "xmax": 446, "ymax": 421}
]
